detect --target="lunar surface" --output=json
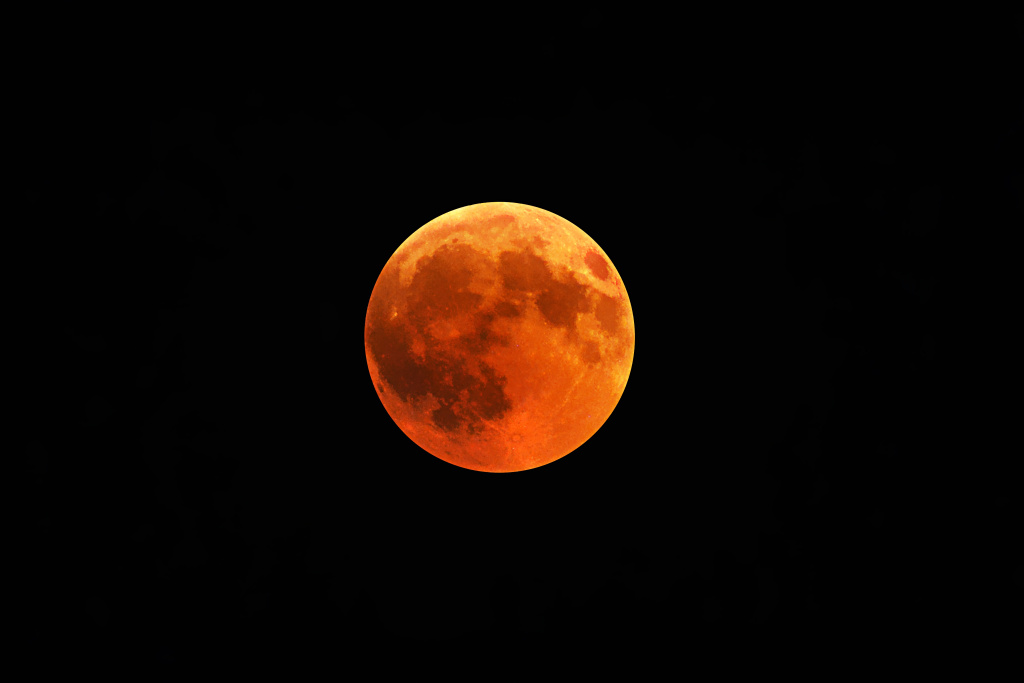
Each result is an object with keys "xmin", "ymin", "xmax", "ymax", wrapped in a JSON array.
[{"xmin": 364, "ymin": 202, "xmax": 634, "ymax": 473}]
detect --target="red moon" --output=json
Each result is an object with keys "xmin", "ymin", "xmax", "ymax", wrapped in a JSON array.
[{"xmin": 364, "ymin": 202, "xmax": 635, "ymax": 473}]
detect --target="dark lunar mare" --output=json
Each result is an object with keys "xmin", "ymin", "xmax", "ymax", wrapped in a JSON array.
[{"xmin": 368, "ymin": 240, "xmax": 623, "ymax": 433}]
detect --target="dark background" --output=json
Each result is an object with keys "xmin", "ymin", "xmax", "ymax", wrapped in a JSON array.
[{"xmin": 23, "ymin": 7, "xmax": 1021, "ymax": 672}]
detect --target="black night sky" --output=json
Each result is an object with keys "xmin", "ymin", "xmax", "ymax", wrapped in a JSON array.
[{"xmin": 22, "ymin": 7, "xmax": 1021, "ymax": 674}]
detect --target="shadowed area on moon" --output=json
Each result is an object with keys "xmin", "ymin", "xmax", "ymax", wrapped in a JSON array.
[{"xmin": 366, "ymin": 236, "xmax": 627, "ymax": 438}]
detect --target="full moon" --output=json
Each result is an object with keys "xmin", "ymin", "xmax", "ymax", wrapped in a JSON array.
[{"xmin": 364, "ymin": 202, "xmax": 635, "ymax": 473}]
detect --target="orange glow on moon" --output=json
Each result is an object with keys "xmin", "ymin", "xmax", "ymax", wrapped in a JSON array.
[{"xmin": 364, "ymin": 202, "xmax": 635, "ymax": 473}]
